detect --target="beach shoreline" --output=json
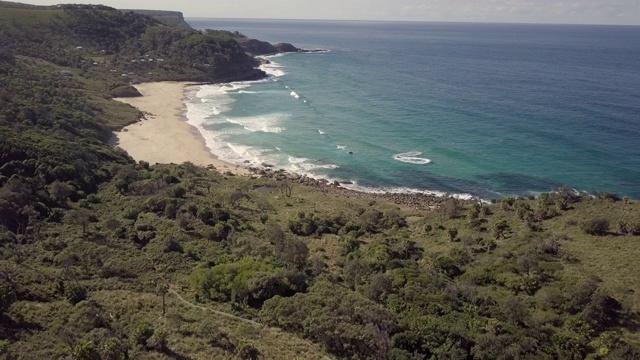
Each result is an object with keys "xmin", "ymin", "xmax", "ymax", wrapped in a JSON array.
[
  {"xmin": 110, "ymin": 82, "xmax": 474, "ymax": 210},
  {"xmin": 111, "ymin": 82, "xmax": 250, "ymax": 176}
]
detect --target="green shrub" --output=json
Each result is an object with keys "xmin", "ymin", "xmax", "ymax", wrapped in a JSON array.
[
  {"xmin": 72, "ymin": 340, "xmax": 97, "ymax": 360},
  {"xmin": 47, "ymin": 208, "xmax": 65, "ymax": 223},
  {"xmin": 164, "ymin": 202, "xmax": 177, "ymax": 219},
  {"xmin": 65, "ymin": 282, "xmax": 87, "ymax": 305},
  {"xmin": 434, "ymin": 256, "xmax": 463, "ymax": 278},
  {"xmin": 205, "ymin": 223, "xmax": 228, "ymax": 241},
  {"xmin": 169, "ymin": 186, "xmax": 186, "ymax": 198},
  {"xmin": 85, "ymin": 194, "xmax": 100, "ymax": 204},
  {"xmin": 288, "ymin": 218, "xmax": 317, "ymax": 236},
  {"xmin": 238, "ymin": 342, "xmax": 260, "ymax": 360},
  {"xmin": 131, "ymin": 322, "xmax": 154, "ymax": 347},
  {"xmin": 144, "ymin": 196, "xmax": 169, "ymax": 213},
  {"xmin": 197, "ymin": 206, "xmax": 214, "ymax": 224},
  {"xmin": 602, "ymin": 192, "xmax": 619, "ymax": 202},
  {"xmin": 581, "ymin": 217, "xmax": 610, "ymax": 236},
  {"xmin": 163, "ymin": 237, "xmax": 183, "ymax": 253},
  {"xmin": 618, "ymin": 221, "xmax": 640, "ymax": 236},
  {"xmin": 122, "ymin": 207, "xmax": 140, "ymax": 220},
  {"xmin": 0, "ymin": 283, "xmax": 17, "ymax": 315}
]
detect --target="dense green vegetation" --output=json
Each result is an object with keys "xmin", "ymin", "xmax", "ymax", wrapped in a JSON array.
[
  {"xmin": 1, "ymin": 2, "xmax": 640, "ymax": 359},
  {"xmin": 0, "ymin": 3, "xmax": 264, "ymax": 83}
]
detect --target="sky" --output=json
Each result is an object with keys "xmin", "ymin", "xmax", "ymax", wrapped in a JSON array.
[{"xmin": 23, "ymin": 0, "xmax": 640, "ymax": 25}]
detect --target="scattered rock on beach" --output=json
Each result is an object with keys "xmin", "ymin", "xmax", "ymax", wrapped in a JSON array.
[{"xmin": 247, "ymin": 162, "xmax": 466, "ymax": 211}]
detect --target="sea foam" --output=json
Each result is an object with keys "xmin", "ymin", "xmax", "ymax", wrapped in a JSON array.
[
  {"xmin": 225, "ymin": 113, "xmax": 288, "ymax": 133},
  {"xmin": 393, "ymin": 151, "xmax": 432, "ymax": 165}
]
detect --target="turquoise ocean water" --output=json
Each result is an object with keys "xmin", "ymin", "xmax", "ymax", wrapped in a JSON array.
[{"xmin": 186, "ymin": 19, "xmax": 640, "ymax": 199}]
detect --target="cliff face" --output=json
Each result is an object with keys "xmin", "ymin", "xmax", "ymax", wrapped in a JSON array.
[
  {"xmin": 237, "ymin": 39, "xmax": 303, "ymax": 56},
  {"xmin": 124, "ymin": 9, "xmax": 192, "ymax": 31},
  {"xmin": 212, "ymin": 31, "xmax": 301, "ymax": 56}
]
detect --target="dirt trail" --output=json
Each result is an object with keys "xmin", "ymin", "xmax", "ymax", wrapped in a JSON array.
[
  {"xmin": 168, "ymin": 285, "xmax": 261, "ymax": 326},
  {"xmin": 167, "ymin": 286, "xmax": 332, "ymax": 360}
]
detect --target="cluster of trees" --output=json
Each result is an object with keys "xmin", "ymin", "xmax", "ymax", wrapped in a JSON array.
[{"xmin": 0, "ymin": 68, "xmax": 131, "ymax": 237}]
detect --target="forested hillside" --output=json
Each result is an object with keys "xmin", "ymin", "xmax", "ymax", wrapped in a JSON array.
[
  {"xmin": 0, "ymin": 3, "xmax": 265, "ymax": 83},
  {"xmin": 1, "ymin": 2, "xmax": 640, "ymax": 360}
]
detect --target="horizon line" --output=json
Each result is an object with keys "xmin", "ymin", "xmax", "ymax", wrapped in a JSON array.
[{"xmin": 184, "ymin": 16, "xmax": 640, "ymax": 27}]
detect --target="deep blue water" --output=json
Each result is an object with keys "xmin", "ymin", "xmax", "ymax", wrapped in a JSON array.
[{"xmin": 186, "ymin": 19, "xmax": 640, "ymax": 199}]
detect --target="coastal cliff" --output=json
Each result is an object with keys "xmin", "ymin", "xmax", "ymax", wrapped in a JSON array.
[
  {"xmin": 0, "ymin": 1, "xmax": 304, "ymax": 83},
  {"xmin": 124, "ymin": 9, "xmax": 192, "ymax": 30}
]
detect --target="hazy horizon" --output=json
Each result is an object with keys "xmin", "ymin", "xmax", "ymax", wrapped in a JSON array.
[{"xmin": 20, "ymin": 0, "xmax": 640, "ymax": 26}]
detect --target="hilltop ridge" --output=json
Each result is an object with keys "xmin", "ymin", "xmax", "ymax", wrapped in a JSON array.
[{"xmin": 122, "ymin": 9, "xmax": 192, "ymax": 31}]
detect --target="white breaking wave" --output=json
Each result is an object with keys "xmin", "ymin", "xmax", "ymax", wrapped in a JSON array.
[
  {"xmin": 259, "ymin": 56, "xmax": 286, "ymax": 77},
  {"xmin": 195, "ymin": 85, "xmax": 222, "ymax": 98},
  {"xmin": 220, "ymin": 143, "xmax": 288, "ymax": 168},
  {"xmin": 185, "ymin": 101, "xmax": 218, "ymax": 126},
  {"xmin": 220, "ymin": 83, "xmax": 251, "ymax": 93},
  {"xmin": 261, "ymin": 65, "xmax": 286, "ymax": 77},
  {"xmin": 225, "ymin": 113, "xmax": 288, "ymax": 133},
  {"xmin": 393, "ymin": 151, "xmax": 432, "ymax": 165},
  {"xmin": 290, "ymin": 91, "xmax": 300, "ymax": 99},
  {"xmin": 318, "ymin": 129, "xmax": 326, "ymax": 135},
  {"xmin": 341, "ymin": 182, "xmax": 476, "ymax": 200},
  {"xmin": 192, "ymin": 85, "xmax": 236, "ymax": 115},
  {"xmin": 288, "ymin": 156, "xmax": 339, "ymax": 173}
]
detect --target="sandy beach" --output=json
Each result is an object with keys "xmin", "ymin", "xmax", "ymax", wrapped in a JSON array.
[{"xmin": 112, "ymin": 82, "xmax": 249, "ymax": 176}]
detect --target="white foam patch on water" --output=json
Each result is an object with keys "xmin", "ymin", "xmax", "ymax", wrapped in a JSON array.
[
  {"xmin": 195, "ymin": 85, "xmax": 223, "ymax": 98},
  {"xmin": 185, "ymin": 101, "xmax": 217, "ymax": 127},
  {"xmin": 225, "ymin": 113, "xmax": 288, "ymax": 133},
  {"xmin": 337, "ymin": 145, "xmax": 348, "ymax": 150},
  {"xmin": 288, "ymin": 156, "xmax": 339, "ymax": 174},
  {"xmin": 192, "ymin": 85, "xmax": 236, "ymax": 115},
  {"xmin": 259, "ymin": 57, "xmax": 287, "ymax": 77},
  {"xmin": 261, "ymin": 64, "xmax": 286, "ymax": 77},
  {"xmin": 185, "ymin": 110, "xmax": 244, "ymax": 165},
  {"xmin": 219, "ymin": 83, "xmax": 252, "ymax": 93},
  {"xmin": 290, "ymin": 91, "xmax": 300, "ymax": 99},
  {"xmin": 318, "ymin": 129, "xmax": 326, "ymax": 135},
  {"xmin": 185, "ymin": 84, "xmax": 268, "ymax": 166},
  {"xmin": 341, "ymin": 182, "xmax": 475, "ymax": 200},
  {"xmin": 393, "ymin": 151, "xmax": 432, "ymax": 165},
  {"xmin": 225, "ymin": 144, "xmax": 270, "ymax": 163}
]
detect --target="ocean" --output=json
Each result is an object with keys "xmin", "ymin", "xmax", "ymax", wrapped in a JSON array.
[{"xmin": 185, "ymin": 19, "xmax": 640, "ymax": 200}]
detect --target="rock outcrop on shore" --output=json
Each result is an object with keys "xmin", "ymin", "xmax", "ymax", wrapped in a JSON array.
[
  {"xmin": 247, "ymin": 166, "xmax": 466, "ymax": 211},
  {"xmin": 237, "ymin": 38, "xmax": 327, "ymax": 57}
]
